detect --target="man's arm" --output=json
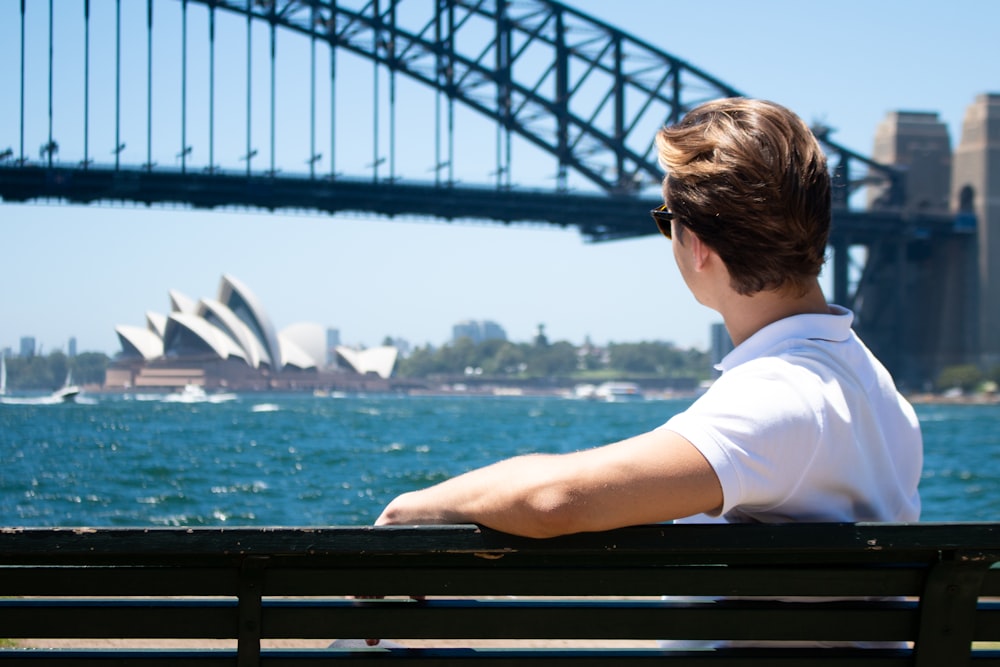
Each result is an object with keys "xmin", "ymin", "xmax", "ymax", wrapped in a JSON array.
[{"xmin": 374, "ymin": 428, "xmax": 723, "ymax": 538}]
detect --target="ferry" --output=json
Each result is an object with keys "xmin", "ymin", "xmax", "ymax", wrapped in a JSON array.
[{"xmin": 573, "ymin": 381, "xmax": 645, "ymax": 402}]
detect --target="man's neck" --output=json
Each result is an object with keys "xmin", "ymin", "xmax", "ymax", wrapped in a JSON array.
[{"xmin": 721, "ymin": 281, "xmax": 830, "ymax": 347}]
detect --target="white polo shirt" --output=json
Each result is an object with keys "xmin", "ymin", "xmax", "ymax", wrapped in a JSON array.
[{"xmin": 664, "ymin": 305, "xmax": 922, "ymax": 524}]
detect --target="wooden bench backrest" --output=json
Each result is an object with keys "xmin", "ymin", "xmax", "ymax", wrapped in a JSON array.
[{"xmin": 1, "ymin": 523, "xmax": 999, "ymax": 666}]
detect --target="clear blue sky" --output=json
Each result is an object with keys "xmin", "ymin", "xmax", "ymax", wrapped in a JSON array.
[{"xmin": 1, "ymin": 0, "xmax": 997, "ymax": 356}]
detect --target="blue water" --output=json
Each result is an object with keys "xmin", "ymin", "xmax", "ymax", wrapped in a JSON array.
[{"xmin": 0, "ymin": 394, "xmax": 997, "ymax": 526}]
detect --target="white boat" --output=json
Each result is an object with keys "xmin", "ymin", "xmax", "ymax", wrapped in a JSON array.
[
  {"xmin": 162, "ymin": 383, "xmax": 237, "ymax": 404},
  {"xmin": 594, "ymin": 381, "xmax": 644, "ymax": 402},
  {"xmin": 0, "ymin": 357, "xmax": 81, "ymax": 405},
  {"xmin": 52, "ymin": 371, "xmax": 81, "ymax": 403},
  {"xmin": 571, "ymin": 381, "xmax": 645, "ymax": 402}
]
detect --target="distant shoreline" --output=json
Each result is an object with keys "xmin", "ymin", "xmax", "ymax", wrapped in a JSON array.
[
  {"xmin": 907, "ymin": 392, "xmax": 999, "ymax": 405},
  {"xmin": 62, "ymin": 384, "xmax": 1000, "ymax": 406}
]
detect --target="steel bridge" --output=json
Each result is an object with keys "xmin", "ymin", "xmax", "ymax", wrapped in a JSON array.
[{"xmin": 0, "ymin": 0, "xmax": 974, "ymax": 385}]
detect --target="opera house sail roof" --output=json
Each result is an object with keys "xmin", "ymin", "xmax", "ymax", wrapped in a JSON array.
[
  {"xmin": 115, "ymin": 274, "xmax": 317, "ymax": 372},
  {"xmin": 114, "ymin": 274, "xmax": 399, "ymax": 383}
]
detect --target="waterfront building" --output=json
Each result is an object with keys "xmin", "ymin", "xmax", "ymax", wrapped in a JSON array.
[{"xmin": 109, "ymin": 274, "xmax": 395, "ymax": 390}]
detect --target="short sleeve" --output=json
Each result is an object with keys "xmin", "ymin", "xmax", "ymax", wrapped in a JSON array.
[{"xmin": 661, "ymin": 362, "xmax": 823, "ymax": 517}]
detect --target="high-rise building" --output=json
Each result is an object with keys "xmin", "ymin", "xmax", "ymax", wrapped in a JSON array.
[
  {"xmin": 326, "ymin": 328, "xmax": 341, "ymax": 366},
  {"xmin": 452, "ymin": 319, "xmax": 507, "ymax": 344},
  {"xmin": 481, "ymin": 321, "xmax": 507, "ymax": 342},
  {"xmin": 19, "ymin": 336, "xmax": 35, "ymax": 358},
  {"xmin": 68, "ymin": 337, "xmax": 77, "ymax": 358}
]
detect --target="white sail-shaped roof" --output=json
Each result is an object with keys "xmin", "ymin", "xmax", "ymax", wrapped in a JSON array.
[
  {"xmin": 145, "ymin": 312, "xmax": 168, "ymax": 338},
  {"xmin": 280, "ymin": 322, "xmax": 326, "ymax": 368},
  {"xmin": 217, "ymin": 274, "xmax": 281, "ymax": 370},
  {"xmin": 115, "ymin": 325, "xmax": 164, "ymax": 360},
  {"xmin": 116, "ymin": 275, "xmax": 338, "ymax": 373},
  {"xmin": 169, "ymin": 289, "xmax": 198, "ymax": 315},
  {"xmin": 278, "ymin": 333, "xmax": 318, "ymax": 370},
  {"xmin": 198, "ymin": 298, "xmax": 271, "ymax": 369},
  {"xmin": 336, "ymin": 346, "xmax": 398, "ymax": 379},
  {"xmin": 163, "ymin": 313, "xmax": 247, "ymax": 362}
]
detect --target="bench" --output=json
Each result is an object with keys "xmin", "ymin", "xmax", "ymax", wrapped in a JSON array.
[{"xmin": 1, "ymin": 523, "xmax": 999, "ymax": 665}]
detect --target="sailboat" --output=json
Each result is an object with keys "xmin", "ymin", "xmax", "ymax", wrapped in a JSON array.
[
  {"xmin": 0, "ymin": 357, "xmax": 80, "ymax": 405},
  {"xmin": 51, "ymin": 370, "xmax": 81, "ymax": 403}
]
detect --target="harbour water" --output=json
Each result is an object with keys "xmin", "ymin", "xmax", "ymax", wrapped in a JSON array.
[{"xmin": 1, "ymin": 394, "xmax": 997, "ymax": 527}]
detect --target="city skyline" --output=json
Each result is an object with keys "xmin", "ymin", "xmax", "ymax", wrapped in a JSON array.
[{"xmin": 2, "ymin": 1, "xmax": 997, "ymax": 356}]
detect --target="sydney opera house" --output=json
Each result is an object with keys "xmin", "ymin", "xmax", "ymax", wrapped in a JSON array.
[{"xmin": 105, "ymin": 274, "xmax": 398, "ymax": 392}]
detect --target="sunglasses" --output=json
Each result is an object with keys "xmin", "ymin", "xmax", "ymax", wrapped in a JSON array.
[{"xmin": 650, "ymin": 204, "xmax": 674, "ymax": 239}]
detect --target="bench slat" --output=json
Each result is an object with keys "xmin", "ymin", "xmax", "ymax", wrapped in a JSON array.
[
  {"xmin": 3, "ymin": 524, "xmax": 1000, "ymax": 561},
  {"xmin": 0, "ymin": 565, "xmax": 929, "ymax": 597},
  {"xmin": 0, "ymin": 647, "xmax": 960, "ymax": 667},
  {"xmin": 0, "ymin": 598, "xmax": 921, "ymax": 642}
]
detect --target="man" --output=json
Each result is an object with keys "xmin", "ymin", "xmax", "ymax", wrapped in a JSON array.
[{"xmin": 376, "ymin": 98, "xmax": 922, "ymax": 537}]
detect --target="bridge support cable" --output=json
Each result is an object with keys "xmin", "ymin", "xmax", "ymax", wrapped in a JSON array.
[
  {"xmin": 209, "ymin": 4, "xmax": 217, "ymax": 173},
  {"xmin": 19, "ymin": 0, "xmax": 25, "ymax": 165},
  {"xmin": 371, "ymin": 0, "xmax": 380, "ymax": 183},
  {"xmin": 114, "ymin": 0, "xmax": 122, "ymax": 170},
  {"xmin": 311, "ymin": 3, "xmax": 337, "ymax": 180},
  {"xmin": 329, "ymin": 7, "xmax": 338, "ymax": 181},
  {"xmin": 309, "ymin": 4, "xmax": 317, "ymax": 179},
  {"xmin": 433, "ymin": 0, "xmax": 456, "ymax": 188},
  {"xmin": 83, "ymin": 0, "xmax": 91, "ymax": 169},
  {"xmin": 384, "ymin": 0, "xmax": 399, "ymax": 184},
  {"xmin": 269, "ymin": 8, "xmax": 277, "ymax": 177},
  {"xmin": 47, "ymin": 0, "xmax": 54, "ymax": 169},
  {"xmin": 146, "ymin": 0, "xmax": 154, "ymax": 172},
  {"xmin": 244, "ymin": 0, "xmax": 253, "ymax": 176},
  {"xmin": 180, "ymin": 0, "xmax": 188, "ymax": 173},
  {"xmin": 495, "ymin": 0, "xmax": 513, "ymax": 190}
]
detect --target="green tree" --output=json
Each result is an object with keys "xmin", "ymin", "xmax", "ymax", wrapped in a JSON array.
[
  {"xmin": 49, "ymin": 351, "xmax": 70, "ymax": 387},
  {"xmin": 72, "ymin": 352, "xmax": 110, "ymax": 386},
  {"xmin": 937, "ymin": 364, "xmax": 983, "ymax": 392},
  {"xmin": 440, "ymin": 337, "xmax": 479, "ymax": 374},
  {"xmin": 525, "ymin": 341, "xmax": 578, "ymax": 377},
  {"xmin": 394, "ymin": 337, "xmax": 712, "ymax": 381},
  {"xmin": 608, "ymin": 342, "xmax": 659, "ymax": 374},
  {"xmin": 395, "ymin": 345, "xmax": 441, "ymax": 377},
  {"xmin": 486, "ymin": 342, "xmax": 526, "ymax": 376}
]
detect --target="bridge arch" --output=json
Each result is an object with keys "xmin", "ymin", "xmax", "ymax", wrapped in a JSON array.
[
  {"xmin": 193, "ymin": 0, "xmax": 741, "ymax": 195},
  {"xmin": 2, "ymin": 0, "xmax": 893, "ymax": 213}
]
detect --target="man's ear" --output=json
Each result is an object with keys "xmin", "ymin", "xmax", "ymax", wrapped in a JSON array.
[{"xmin": 688, "ymin": 231, "xmax": 713, "ymax": 272}]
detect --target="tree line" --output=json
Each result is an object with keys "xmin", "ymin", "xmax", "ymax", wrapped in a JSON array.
[
  {"xmin": 2, "ymin": 351, "xmax": 109, "ymax": 391},
  {"xmin": 394, "ymin": 337, "xmax": 712, "ymax": 381}
]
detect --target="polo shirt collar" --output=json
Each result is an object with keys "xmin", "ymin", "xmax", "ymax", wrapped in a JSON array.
[{"xmin": 717, "ymin": 305, "xmax": 854, "ymax": 373}]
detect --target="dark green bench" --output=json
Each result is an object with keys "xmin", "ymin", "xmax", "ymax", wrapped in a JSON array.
[{"xmin": 1, "ymin": 523, "xmax": 999, "ymax": 665}]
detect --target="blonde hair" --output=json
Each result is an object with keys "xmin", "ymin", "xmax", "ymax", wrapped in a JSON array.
[{"xmin": 655, "ymin": 98, "xmax": 830, "ymax": 295}]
